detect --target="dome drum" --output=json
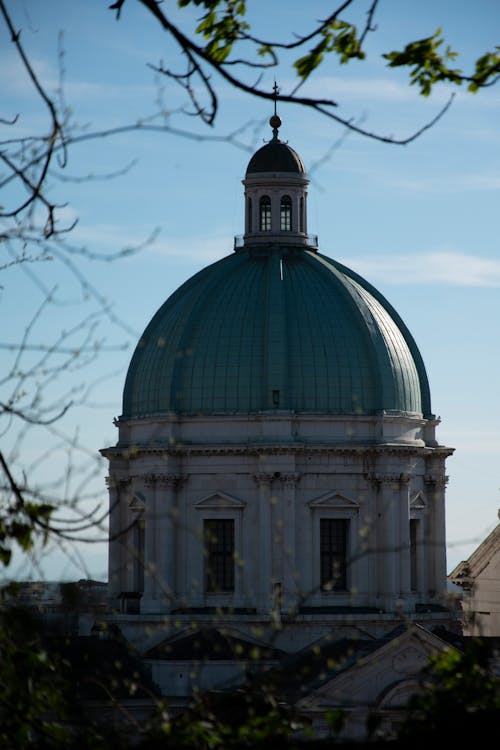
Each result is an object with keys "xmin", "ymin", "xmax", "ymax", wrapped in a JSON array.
[{"xmin": 243, "ymin": 170, "xmax": 310, "ymax": 247}]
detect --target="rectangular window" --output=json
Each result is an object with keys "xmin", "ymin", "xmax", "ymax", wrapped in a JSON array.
[
  {"xmin": 320, "ymin": 519, "xmax": 348, "ymax": 591},
  {"xmin": 133, "ymin": 518, "xmax": 145, "ymax": 593},
  {"xmin": 410, "ymin": 519, "xmax": 418, "ymax": 591},
  {"xmin": 205, "ymin": 519, "xmax": 235, "ymax": 592}
]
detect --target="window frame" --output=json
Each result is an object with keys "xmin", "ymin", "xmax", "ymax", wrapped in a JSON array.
[
  {"xmin": 259, "ymin": 195, "xmax": 272, "ymax": 231},
  {"xmin": 320, "ymin": 518, "xmax": 349, "ymax": 591},
  {"xmin": 308, "ymin": 493, "xmax": 359, "ymax": 599},
  {"xmin": 280, "ymin": 194, "xmax": 292, "ymax": 231},
  {"xmin": 195, "ymin": 493, "xmax": 245, "ymax": 603},
  {"xmin": 204, "ymin": 518, "xmax": 235, "ymax": 593}
]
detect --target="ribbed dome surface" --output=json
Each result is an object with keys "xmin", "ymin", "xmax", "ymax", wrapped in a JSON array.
[
  {"xmin": 121, "ymin": 249, "xmax": 431, "ymax": 419},
  {"xmin": 246, "ymin": 140, "xmax": 306, "ymax": 175}
]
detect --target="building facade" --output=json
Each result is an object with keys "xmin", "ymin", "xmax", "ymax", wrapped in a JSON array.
[
  {"xmin": 450, "ymin": 514, "xmax": 500, "ymax": 636},
  {"xmin": 100, "ymin": 114, "xmax": 456, "ymax": 711}
]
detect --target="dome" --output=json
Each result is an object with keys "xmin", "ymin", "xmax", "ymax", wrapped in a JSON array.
[
  {"xmin": 245, "ymin": 139, "xmax": 306, "ymax": 175},
  {"xmin": 121, "ymin": 249, "xmax": 431, "ymax": 420}
]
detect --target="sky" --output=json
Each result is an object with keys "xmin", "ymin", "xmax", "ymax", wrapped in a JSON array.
[{"xmin": 1, "ymin": 0, "xmax": 500, "ymax": 582}]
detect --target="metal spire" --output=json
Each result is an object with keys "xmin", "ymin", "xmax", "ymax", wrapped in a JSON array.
[{"xmin": 269, "ymin": 81, "xmax": 282, "ymax": 140}]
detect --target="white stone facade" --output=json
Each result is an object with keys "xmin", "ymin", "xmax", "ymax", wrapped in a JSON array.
[
  {"xmin": 103, "ymin": 410, "xmax": 452, "ymax": 642},
  {"xmin": 450, "ymin": 520, "xmax": 500, "ymax": 636}
]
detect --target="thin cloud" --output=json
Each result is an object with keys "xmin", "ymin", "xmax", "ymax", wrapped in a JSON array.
[
  {"xmin": 299, "ymin": 74, "xmax": 452, "ymax": 105},
  {"xmin": 150, "ymin": 231, "xmax": 235, "ymax": 264},
  {"xmin": 0, "ymin": 50, "xmax": 57, "ymax": 96},
  {"xmin": 388, "ymin": 173, "xmax": 500, "ymax": 193},
  {"xmin": 342, "ymin": 251, "xmax": 500, "ymax": 287},
  {"xmin": 71, "ymin": 222, "xmax": 233, "ymax": 264}
]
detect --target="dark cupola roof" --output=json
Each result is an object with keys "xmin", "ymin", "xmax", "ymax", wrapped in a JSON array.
[
  {"xmin": 245, "ymin": 110, "xmax": 305, "ymax": 175},
  {"xmin": 245, "ymin": 139, "xmax": 306, "ymax": 175}
]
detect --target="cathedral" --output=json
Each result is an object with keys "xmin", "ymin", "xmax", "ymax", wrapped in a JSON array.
[{"xmin": 100, "ymin": 110, "xmax": 458, "ymax": 739}]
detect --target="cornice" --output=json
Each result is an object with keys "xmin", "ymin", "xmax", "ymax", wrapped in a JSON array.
[
  {"xmin": 366, "ymin": 472, "xmax": 412, "ymax": 487},
  {"xmin": 103, "ymin": 443, "xmax": 453, "ymax": 460}
]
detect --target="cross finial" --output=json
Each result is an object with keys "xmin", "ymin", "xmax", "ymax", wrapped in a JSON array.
[{"xmin": 269, "ymin": 81, "xmax": 282, "ymax": 140}]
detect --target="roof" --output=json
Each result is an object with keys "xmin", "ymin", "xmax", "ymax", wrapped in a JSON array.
[
  {"xmin": 245, "ymin": 138, "xmax": 306, "ymax": 175},
  {"xmin": 145, "ymin": 627, "xmax": 285, "ymax": 661},
  {"xmin": 449, "ymin": 521, "xmax": 500, "ymax": 587},
  {"xmin": 121, "ymin": 248, "xmax": 432, "ymax": 419}
]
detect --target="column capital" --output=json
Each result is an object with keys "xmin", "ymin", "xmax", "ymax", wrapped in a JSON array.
[
  {"xmin": 424, "ymin": 474, "xmax": 449, "ymax": 487},
  {"xmin": 254, "ymin": 473, "xmax": 275, "ymax": 486},
  {"xmin": 157, "ymin": 473, "xmax": 184, "ymax": 488},
  {"xmin": 106, "ymin": 474, "xmax": 130, "ymax": 489},
  {"xmin": 143, "ymin": 473, "xmax": 184, "ymax": 487},
  {"xmin": 367, "ymin": 472, "xmax": 411, "ymax": 488},
  {"xmin": 280, "ymin": 472, "xmax": 302, "ymax": 487}
]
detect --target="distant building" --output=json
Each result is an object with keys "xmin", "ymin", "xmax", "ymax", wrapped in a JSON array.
[
  {"xmin": 99, "ymin": 109, "xmax": 459, "ymax": 741},
  {"xmin": 449, "ymin": 513, "xmax": 500, "ymax": 636}
]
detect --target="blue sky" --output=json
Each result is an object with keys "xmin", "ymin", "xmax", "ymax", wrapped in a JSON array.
[{"xmin": 2, "ymin": 0, "xmax": 500, "ymax": 581}]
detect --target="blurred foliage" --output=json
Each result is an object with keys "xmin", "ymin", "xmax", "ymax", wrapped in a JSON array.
[{"xmin": 397, "ymin": 638, "xmax": 500, "ymax": 744}]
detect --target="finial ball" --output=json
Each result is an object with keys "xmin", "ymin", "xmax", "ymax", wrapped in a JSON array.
[{"xmin": 270, "ymin": 114, "xmax": 282, "ymax": 130}]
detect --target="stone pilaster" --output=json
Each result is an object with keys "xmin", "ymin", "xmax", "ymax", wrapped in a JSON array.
[
  {"xmin": 254, "ymin": 473, "xmax": 274, "ymax": 613},
  {"xmin": 398, "ymin": 473, "xmax": 411, "ymax": 602},
  {"xmin": 280, "ymin": 472, "xmax": 301, "ymax": 611},
  {"xmin": 106, "ymin": 475, "xmax": 129, "ymax": 599},
  {"xmin": 157, "ymin": 474, "xmax": 182, "ymax": 608},
  {"xmin": 371, "ymin": 472, "xmax": 409, "ymax": 612},
  {"xmin": 142, "ymin": 475, "xmax": 157, "ymax": 602},
  {"xmin": 141, "ymin": 473, "xmax": 182, "ymax": 614},
  {"xmin": 424, "ymin": 472, "xmax": 449, "ymax": 598}
]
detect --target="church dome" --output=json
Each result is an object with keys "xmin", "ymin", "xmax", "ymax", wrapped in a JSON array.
[
  {"xmin": 121, "ymin": 117, "xmax": 432, "ymax": 422},
  {"xmin": 121, "ymin": 250, "xmax": 431, "ymax": 420}
]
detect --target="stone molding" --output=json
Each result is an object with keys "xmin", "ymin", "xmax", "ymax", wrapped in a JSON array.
[
  {"xmin": 423, "ymin": 474, "xmax": 449, "ymax": 487},
  {"xmin": 106, "ymin": 474, "xmax": 131, "ymax": 489},
  {"xmin": 280, "ymin": 472, "xmax": 302, "ymax": 487},
  {"xmin": 253, "ymin": 473, "xmax": 275, "ymax": 486},
  {"xmin": 104, "ymin": 444, "xmax": 453, "ymax": 459},
  {"xmin": 366, "ymin": 472, "xmax": 411, "ymax": 487},
  {"xmin": 143, "ymin": 473, "xmax": 183, "ymax": 488}
]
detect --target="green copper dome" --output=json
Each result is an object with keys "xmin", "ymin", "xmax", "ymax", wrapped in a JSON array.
[{"xmin": 121, "ymin": 248, "xmax": 431, "ymax": 419}]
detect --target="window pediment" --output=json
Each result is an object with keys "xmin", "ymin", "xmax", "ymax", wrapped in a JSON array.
[
  {"xmin": 308, "ymin": 491, "xmax": 359, "ymax": 510},
  {"xmin": 410, "ymin": 491, "xmax": 426, "ymax": 510},
  {"xmin": 195, "ymin": 491, "xmax": 246, "ymax": 510},
  {"xmin": 129, "ymin": 493, "xmax": 146, "ymax": 512}
]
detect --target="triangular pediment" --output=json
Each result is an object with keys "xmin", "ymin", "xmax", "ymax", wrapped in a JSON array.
[
  {"xmin": 129, "ymin": 492, "xmax": 145, "ymax": 511},
  {"xmin": 144, "ymin": 627, "xmax": 284, "ymax": 661},
  {"xmin": 449, "ymin": 522, "xmax": 500, "ymax": 583},
  {"xmin": 195, "ymin": 491, "xmax": 246, "ymax": 510},
  {"xmin": 308, "ymin": 491, "xmax": 359, "ymax": 510},
  {"xmin": 297, "ymin": 625, "xmax": 454, "ymax": 710},
  {"xmin": 410, "ymin": 491, "xmax": 426, "ymax": 510}
]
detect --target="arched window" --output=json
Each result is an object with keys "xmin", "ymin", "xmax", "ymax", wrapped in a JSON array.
[
  {"xmin": 280, "ymin": 195, "xmax": 292, "ymax": 231},
  {"xmin": 247, "ymin": 197, "xmax": 252, "ymax": 232},
  {"xmin": 299, "ymin": 196, "xmax": 304, "ymax": 232},
  {"xmin": 259, "ymin": 196, "xmax": 271, "ymax": 231}
]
